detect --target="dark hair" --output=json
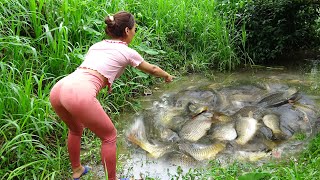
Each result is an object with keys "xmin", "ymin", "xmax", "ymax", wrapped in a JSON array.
[{"xmin": 105, "ymin": 11, "xmax": 135, "ymax": 38}]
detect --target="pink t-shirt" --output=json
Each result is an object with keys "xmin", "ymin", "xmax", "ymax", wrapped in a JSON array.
[{"xmin": 79, "ymin": 40, "xmax": 144, "ymax": 88}]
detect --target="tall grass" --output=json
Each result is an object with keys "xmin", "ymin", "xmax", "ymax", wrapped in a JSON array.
[{"xmin": 0, "ymin": 60, "xmax": 67, "ymax": 179}]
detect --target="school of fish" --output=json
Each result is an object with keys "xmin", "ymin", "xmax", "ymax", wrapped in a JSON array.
[{"xmin": 126, "ymin": 83, "xmax": 319, "ymax": 167}]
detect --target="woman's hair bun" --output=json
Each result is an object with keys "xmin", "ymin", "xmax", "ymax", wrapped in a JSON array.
[
  {"xmin": 105, "ymin": 15, "xmax": 116, "ymax": 27},
  {"xmin": 104, "ymin": 11, "xmax": 135, "ymax": 38}
]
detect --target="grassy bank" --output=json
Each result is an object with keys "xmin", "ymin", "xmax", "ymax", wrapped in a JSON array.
[{"xmin": 1, "ymin": 0, "xmax": 320, "ymax": 179}]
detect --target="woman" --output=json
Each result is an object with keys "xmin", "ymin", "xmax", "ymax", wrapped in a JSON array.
[{"xmin": 49, "ymin": 11, "xmax": 173, "ymax": 180}]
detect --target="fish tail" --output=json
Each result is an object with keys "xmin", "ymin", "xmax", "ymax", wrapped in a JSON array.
[
  {"xmin": 127, "ymin": 133, "xmax": 142, "ymax": 146},
  {"xmin": 214, "ymin": 143, "xmax": 226, "ymax": 155},
  {"xmin": 208, "ymin": 143, "xmax": 226, "ymax": 159},
  {"xmin": 216, "ymin": 142, "xmax": 226, "ymax": 151},
  {"xmin": 128, "ymin": 133, "xmax": 167, "ymax": 159},
  {"xmin": 127, "ymin": 133, "xmax": 149, "ymax": 152}
]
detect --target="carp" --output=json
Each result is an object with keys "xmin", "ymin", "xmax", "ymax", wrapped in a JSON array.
[
  {"xmin": 262, "ymin": 114, "xmax": 287, "ymax": 140},
  {"xmin": 209, "ymin": 122, "xmax": 237, "ymax": 141},
  {"xmin": 235, "ymin": 111, "xmax": 259, "ymax": 145},
  {"xmin": 257, "ymin": 87, "xmax": 300, "ymax": 108},
  {"xmin": 127, "ymin": 118, "xmax": 174, "ymax": 159},
  {"xmin": 179, "ymin": 142, "xmax": 226, "ymax": 161},
  {"xmin": 165, "ymin": 151, "xmax": 199, "ymax": 167},
  {"xmin": 179, "ymin": 112, "xmax": 214, "ymax": 142}
]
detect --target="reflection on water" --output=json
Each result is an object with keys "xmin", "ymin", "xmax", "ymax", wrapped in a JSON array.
[{"xmin": 118, "ymin": 67, "xmax": 320, "ymax": 179}]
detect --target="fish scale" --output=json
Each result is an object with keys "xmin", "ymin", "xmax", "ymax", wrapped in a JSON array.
[
  {"xmin": 179, "ymin": 113, "xmax": 213, "ymax": 142},
  {"xmin": 179, "ymin": 142, "xmax": 226, "ymax": 161},
  {"xmin": 166, "ymin": 151, "xmax": 199, "ymax": 167},
  {"xmin": 235, "ymin": 113, "xmax": 259, "ymax": 145},
  {"xmin": 210, "ymin": 122, "xmax": 237, "ymax": 141},
  {"xmin": 257, "ymin": 88, "xmax": 299, "ymax": 108}
]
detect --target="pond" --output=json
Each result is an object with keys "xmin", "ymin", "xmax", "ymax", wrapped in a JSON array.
[{"xmin": 91, "ymin": 59, "xmax": 320, "ymax": 179}]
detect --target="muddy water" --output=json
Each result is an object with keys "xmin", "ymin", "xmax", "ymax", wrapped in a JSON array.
[{"xmin": 92, "ymin": 61, "xmax": 320, "ymax": 179}]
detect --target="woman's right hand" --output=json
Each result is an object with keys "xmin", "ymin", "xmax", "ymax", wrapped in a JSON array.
[{"xmin": 165, "ymin": 75, "xmax": 175, "ymax": 83}]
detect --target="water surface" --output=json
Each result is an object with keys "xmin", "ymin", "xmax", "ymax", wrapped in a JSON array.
[
  {"xmin": 120, "ymin": 63, "xmax": 320, "ymax": 179},
  {"xmin": 91, "ymin": 62, "xmax": 320, "ymax": 179}
]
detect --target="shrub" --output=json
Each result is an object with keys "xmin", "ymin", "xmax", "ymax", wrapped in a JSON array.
[{"xmin": 238, "ymin": 0, "xmax": 320, "ymax": 64}]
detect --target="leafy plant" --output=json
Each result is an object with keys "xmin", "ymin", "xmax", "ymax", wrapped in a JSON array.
[{"xmin": 238, "ymin": 0, "xmax": 320, "ymax": 63}]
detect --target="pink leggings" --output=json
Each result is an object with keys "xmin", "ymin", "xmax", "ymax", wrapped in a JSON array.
[{"xmin": 49, "ymin": 69, "xmax": 117, "ymax": 180}]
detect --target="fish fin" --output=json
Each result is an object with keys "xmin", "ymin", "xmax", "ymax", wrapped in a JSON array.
[
  {"xmin": 127, "ymin": 133, "xmax": 150, "ymax": 152},
  {"xmin": 216, "ymin": 142, "xmax": 227, "ymax": 151},
  {"xmin": 127, "ymin": 133, "xmax": 143, "ymax": 147}
]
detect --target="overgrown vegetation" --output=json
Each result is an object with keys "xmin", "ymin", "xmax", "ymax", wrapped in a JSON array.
[
  {"xmin": 1, "ymin": 0, "xmax": 320, "ymax": 179},
  {"xmin": 237, "ymin": 0, "xmax": 320, "ymax": 63}
]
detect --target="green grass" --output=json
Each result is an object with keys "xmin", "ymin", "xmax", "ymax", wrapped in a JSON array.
[{"xmin": 0, "ymin": 0, "xmax": 320, "ymax": 179}]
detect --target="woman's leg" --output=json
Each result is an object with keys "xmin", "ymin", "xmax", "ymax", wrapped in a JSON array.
[
  {"xmin": 61, "ymin": 96, "xmax": 117, "ymax": 180},
  {"xmin": 49, "ymin": 83, "xmax": 85, "ymax": 178}
]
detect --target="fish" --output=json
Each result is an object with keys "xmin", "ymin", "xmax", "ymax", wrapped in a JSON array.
[
  {"xmin": 232, "ymin": 106, "xmax": 265, "ymax": 120},
  {"xmin": 209, "ymin": 122, "xmax": 237, "ymax": 141},
  {"xmin": 213, "ymin": 90, "xmax": 231, "ymax": 111},
  {"xmin": 212, "ymin": 106, "xmax": 264, "ymax": 124},
  {"xmin": 187, "ymin": 101, "xmax": 208, "ymax": 117},
  {"xmin": 226, "ymin": 85, "xmax": 266, "ymax": 105},
  {"xmin": 127, "ymin": 118, "xmax": 174, "ymax": 159},
  {"xmin": 262, "ymin": 114, "xmax": 287, "ymax": 140},
  {"xmin": 232, "ymin": 131, "xmax": 279, "ymax": 152},
  {"xmin": 212, "ymin": 111, "xmax": 233, "ymax": 123},
  {"xmin": 214, "ymin": 84, "xmax": 267, "ymax": 111},
  {"xmin": 274, "ymin": 106, "xmax": 301, "ymax": 137},
  {"xmin": 155, "ymin": 107, "xmax": 188, "ymax": 131},
  {"xmin": 178, "ymin": 112, "xmax": 214, "ymax": 142},
  {"xmin": 256, "ymin": 82, "xmax": 289, "ymax": 92},
  {"xmin": 173, "ymin": 90, "xmax": 217, "ymax": 108},
  {"xmin": 159, "ymin": 126, "xmax": 180, "ymax": 142},
  {"xmin": 291, "ymin": 101, "xmax": 317, "ymax": 136},
  {"xmin": 165, "ymin": 151, "xmax": 199, "ymax": 167},
  {"xmin": 257, "ymin": 87, "xmax": 300, "ymax": 108},
  {"xmin": 235, "ymin": 111, "xmax": 259, "ymax": 145},
  {"xmin": 259, "ymin": 126, "xmax": 274, "ymax": 140},
  {"xmin": 230, "ymin": 94, "xmax": 259, "ymax": 103},
  {"xmin": 291, "ymin": 101, "xmax": 317, "ymax": 119},
  {"xmin": 179, "ymin": 142, "xmax": 226, "ymax": 161},
  {"xmin": 235, "ymin": 151, "xmax": 271, "ymax": 162}
]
